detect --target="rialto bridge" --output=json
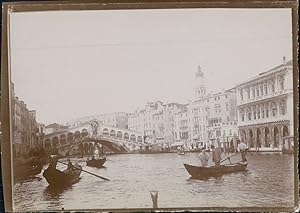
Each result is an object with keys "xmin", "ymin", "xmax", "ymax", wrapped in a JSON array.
[{"xmin": 42, "ymin": 120, "xmax": 144, "ymax": 155}]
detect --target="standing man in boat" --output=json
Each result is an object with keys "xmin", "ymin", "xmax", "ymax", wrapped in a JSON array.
[
  {"xmin": 199, "ymin": 148, "xmax": 209, "ymax": 167},
  {"xmin": 237, "ymin": 140, "xmax": 248, "ymax": 162},
  {"xmin": 211, "ymin": 145, "xmax": 222, "ymax": 167},
  {"xmin": 93, "ymin": 147, "xmax": 100, "ymax": 159}
]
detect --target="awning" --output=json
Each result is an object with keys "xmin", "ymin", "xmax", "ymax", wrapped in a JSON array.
[{"xmin": 171, "ymin": 141, "xmax": 184, "ymax": 147}]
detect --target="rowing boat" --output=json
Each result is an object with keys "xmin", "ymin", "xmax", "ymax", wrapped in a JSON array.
[
  {"xmin": 184, "ymin": 161, "xmax": 247, "ymax": 178},
  {"xmin": 86, "ymin": 157, "xmax": 106, "ymax": 168},
  {"xmin": 43, "ymin": 163, "xmax": 82, "ymax": 187}
]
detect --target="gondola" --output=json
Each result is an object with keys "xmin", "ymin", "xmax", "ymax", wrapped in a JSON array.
[
  {"xmin": 184, "ymin": 161, "xmax": 248, "ymax": 178},
  {"xmin": 43, "ymin": 163, "xmax": 82, "ymax": 187},
  {"xmin": 86, "ymin": 157, "xmax": 106, "ymax": 168}
]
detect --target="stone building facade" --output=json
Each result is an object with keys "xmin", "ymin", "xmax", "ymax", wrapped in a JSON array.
[{"xmin": 234, "ymin": 58, "xmax": 293, "ymax": 150}]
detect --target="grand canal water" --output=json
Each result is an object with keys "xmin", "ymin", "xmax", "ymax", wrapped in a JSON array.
[{"xmin": 13, "ymin": 152, "xmax": 295, "ymax": 211}]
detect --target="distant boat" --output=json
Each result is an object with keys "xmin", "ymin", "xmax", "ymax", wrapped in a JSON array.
[
  {"xmin": 184, "ymin": 161, "xmax": 247, "ymax": 178},
  {"xmin": 86, "ymin": 157, "xmax": 106, "ymax": 168},
  {"xmin": 177, "ymin": 150, "xmax": 185, "ymax": 155},
  {"xmin": 43, "ymin": 163, "xmax": 82, "ymax": 187}
]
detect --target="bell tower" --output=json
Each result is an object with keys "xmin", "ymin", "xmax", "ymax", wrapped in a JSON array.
[{"xmin": 194, "ymin": 65, "xmax": 206, "ymax": 100}]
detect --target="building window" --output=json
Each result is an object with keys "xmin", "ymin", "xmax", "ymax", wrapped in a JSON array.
[
  {"xmin": 226, "ymin": 102, "xmax": 229, "ymax": 111},
  {"xmin": 257, "ymin": 110, "xmax": 260, "ymax": 119},
  {"xmin": 241, "ymin": 114, "xmax": 245, "ymax": 121},
  {"xmin": 261, "ymin": 109, "xmax": 264, "ymax": 118},
  {"xmin": 247, "ymin": 90, "xmax": 250, "ymax": 99},
  {"xmin": 271, "ymin": 84, "xmax": 275, "ymax": 93},
  {"xmin": 252, "ymin": 88, "xmax": 256, "ymax": 98},
  {"xmin": 280, "ymin": 101, "xmax": 286, "ymax": 115},
  {"xmin": 266, "ymin": 109, "xmax": 269, "ymax": 118},
  {"xmin": 248, "ymin": 111, "xmax": 251, "ymax": 120},
  {"xmin": 260, "ymin": 85, "xmax": 264, "ymax": 96},
  {"xmin": 280, "ymin": 79, "xmax": 284, "ymax": 90},
  {"xmin": 253, "ymin": 110, "xmax": 256, "ymax": 120},
  {"xmin": 256, "ymin": 87, "xmax": 259, "ymax": 96},
  {"xmin": 264, "ymin": 84, "xmax": 268, "ymax": 95}
]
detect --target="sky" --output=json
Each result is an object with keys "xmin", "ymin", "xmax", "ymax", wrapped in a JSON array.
[{"xmin": 9, "ymin": 8, "xmax": 293, "ymax": 124}]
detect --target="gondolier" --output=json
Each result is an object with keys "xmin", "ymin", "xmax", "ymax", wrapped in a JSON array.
[
  {"xmin": 211, "ymin": 145, "xmax": 221, "ymax": 167},
  {"xmin": 237, "ymin": 140, "xmax": 248, "ymax": 162}
]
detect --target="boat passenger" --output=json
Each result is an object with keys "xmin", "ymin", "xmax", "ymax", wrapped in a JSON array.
[
  {"xmin": 237, "ymin": 140, "xmax": 247, "ymax": 162},
  {"xmin": 67, "ymin": 159, "xmax": 73, "ymax": 170},
  {"xmin": 211, "ymin": 145, "xmax": 221, "ymax": 167},
  {"xmin": 199, "ymin": 149, "xmax": 209, "ymax": 167}
]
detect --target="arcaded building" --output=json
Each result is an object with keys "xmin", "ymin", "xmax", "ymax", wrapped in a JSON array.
[{"xmin": 234, "ymin": 57, "xmax": 293, "ymax": 150}]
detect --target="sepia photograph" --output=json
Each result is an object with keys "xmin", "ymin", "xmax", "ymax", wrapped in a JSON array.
[{"xmin": 1, "ymin": 1, "xmax": 298, "ymax": 212}]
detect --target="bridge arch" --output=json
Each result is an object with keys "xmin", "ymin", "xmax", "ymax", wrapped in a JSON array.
[
  {"xmin": 45, "ymin": 139, "xmax": 51, "ymax": 149},
  {"xmin": 102, "ymin": 128, "xmax": 109, "ymax": 135},
  {"xmin": 52, "ymin": 136, "xmax": 59, "ymax": 147},
  {"xmin": 124, "ymin": 133, "xmax": 129, "ymax": 140},
  {"xmin": 60, "ymin": 134, "xmax": 67, "ymax": 144},
  {"xmin": 67, "ymin": 132, "xmax": 74, "ymax": 142},
  {"xmin": 137, "ymin": 136, "xmax": 142, "ymax": 142},
  {"xmin": 110, "ymin": 130, "xmax": 116, "ymax": 137},
  {"xmin": 130, "ymin": 134, "xmax": 136, "ymax": 142},
  {"xmin": 117, "ymin": 131, "xmax": 122, "ymax": 138},
  {"xmin": 74, "ymin": 131, "xmax": 81, "ymax": 139},
  {"xmin": 82, "ymin": 129, "xmax": 89, "ymax": 137}
]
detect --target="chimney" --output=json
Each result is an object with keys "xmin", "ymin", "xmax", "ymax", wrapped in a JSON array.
[{"xmin": 283, "ymin": 56, "xmax": 286, "ymax": 64}]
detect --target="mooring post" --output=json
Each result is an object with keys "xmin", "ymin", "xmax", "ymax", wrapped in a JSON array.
[{"xmin": 150, "ymin": 191, "xmax": 158, "ymax": 209}]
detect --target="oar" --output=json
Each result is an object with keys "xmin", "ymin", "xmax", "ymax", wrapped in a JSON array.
[
  {"xmin": 57, "ymin": 160, "xmax": 110, "ymax": 181},
  {"xmin": 107, "ymin": 159, "xmax": 116, "ymax": 163},
  {"xmin": 220, "ymin": 148, "xmax": 249, "ymax": 164}
]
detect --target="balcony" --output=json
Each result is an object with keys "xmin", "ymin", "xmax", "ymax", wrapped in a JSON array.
[{"xmin": 238, "ymin": 89, "xmax": 291, "ymax": 106}]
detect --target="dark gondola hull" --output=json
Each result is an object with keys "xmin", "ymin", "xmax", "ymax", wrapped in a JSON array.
[
  {"xmin": 184, "ymin": 162, "xmax": 248, "ymax": 178},
  {"xmin": 43, "ymin": 165, "xmax": 82, "ymax": 187},
  {"xmin": 86, "ymin": 158, "xmax": 106, "ymax": 168}
]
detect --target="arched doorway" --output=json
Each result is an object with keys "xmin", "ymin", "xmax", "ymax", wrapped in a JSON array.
[
  {"xmin": 264, "ymin": 127, "xmax": 270, "ymax": 147},
  {"xmin": 256, "ymin": 129, "xmax": 261, "ymax": 148},
  {"xmin": 273, "ymin": 126, "xmax": 279, "ymax": 148},
  {"xmin": 249, "ymin": 129, "xmax": 254, "ymax": 148},
  {"xmin": 283, "ymin": 125, "xmax": 288, "ymax": 137}
]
